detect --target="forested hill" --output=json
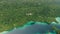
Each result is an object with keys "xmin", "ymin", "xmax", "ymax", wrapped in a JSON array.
[{"xmin": 0, "ymin": 0, "xmax": 60, "ymax": 32}]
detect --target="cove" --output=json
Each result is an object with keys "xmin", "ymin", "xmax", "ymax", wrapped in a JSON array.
[
  {"xmin": 0, "ymin": 17, "xmax": 60, "ymax": 34},
  {"xmin": 0, "ymin": 21, "xmax": 56, "ymax": 34}
]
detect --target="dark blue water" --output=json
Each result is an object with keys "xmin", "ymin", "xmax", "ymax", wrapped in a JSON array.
[
  {"xmin": 6, "ymin": 21, "xmax": 60, "ymax": 34},
  {"xmin": 0, "ymin": 17, "xmax": 60, "ymax": 34},
  {"xmin": 6, "ymin": 23, "xmax": 53, "ymax": 34}
]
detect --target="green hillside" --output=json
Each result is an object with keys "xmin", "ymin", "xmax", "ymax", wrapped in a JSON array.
[{"xmin": 0, "ymin": 0, "xmax": 60, "ymax": 32}]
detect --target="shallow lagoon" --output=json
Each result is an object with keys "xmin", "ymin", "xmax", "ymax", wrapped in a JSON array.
[{"xmin": 0, "ymin": 17, "xmax": 60, "ymax": 34}]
